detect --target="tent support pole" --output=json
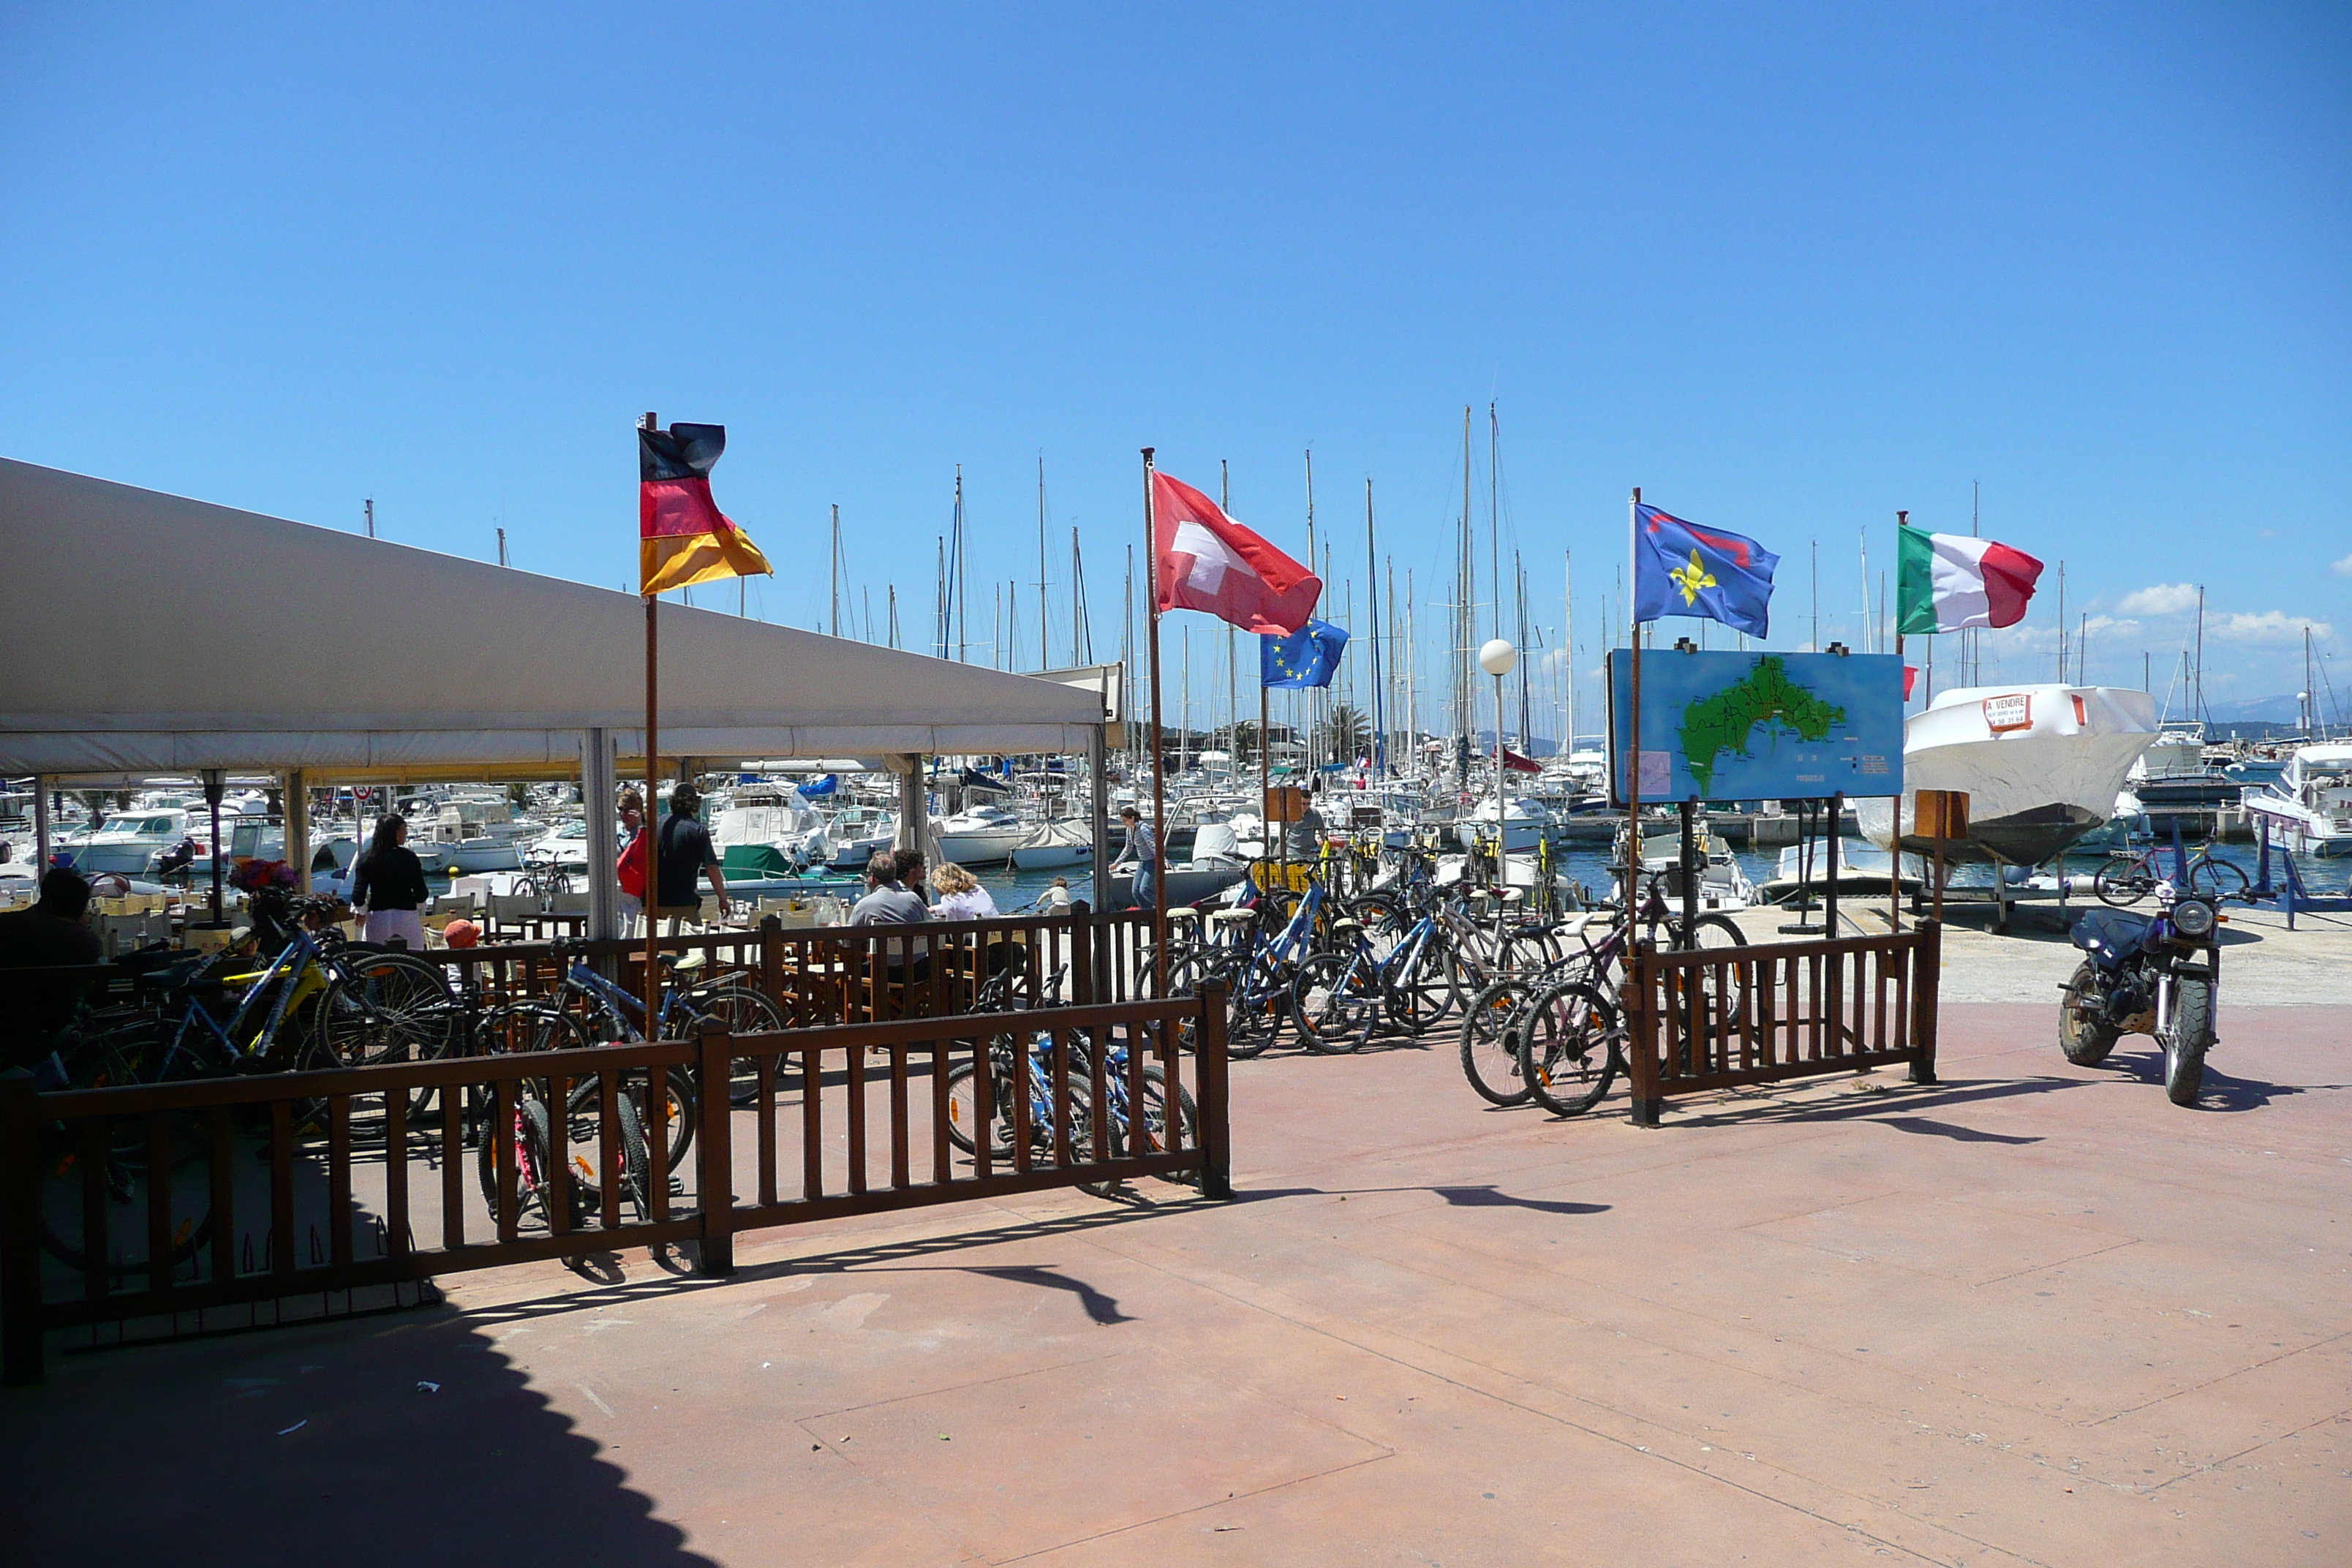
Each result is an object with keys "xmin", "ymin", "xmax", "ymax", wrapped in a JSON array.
[
  {"xmin": 583, "ymin": 728, "xmax": 619, "ymax": 944},
  {"xmin": 284, "ymin": 769, "xmax": 309, "ymax": 898},
  {"xmin": 32, "ymin": 778, "xmax": 50, "ymax": 881},
  {"xmin": 1088, "ymin": 721, "xmax": 1110, "ymax": 995}
]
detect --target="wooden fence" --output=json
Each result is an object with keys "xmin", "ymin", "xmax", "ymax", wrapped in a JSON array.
[
  {"xmin": 412, "ymin": 903, "xmax": 1162, "ymax": 1024},
  {"xmin": 1, "ymin": 981, "xmax": 1226, "ymax": 1385},
  {"xmin": 1621, "ymin": 921, "xmax": 1940, "ymax": 1123}
]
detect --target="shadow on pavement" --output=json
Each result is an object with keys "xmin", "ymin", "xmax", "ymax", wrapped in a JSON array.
[
  {"xmin": 1, "ymin": 1302, "xmax": 713, "ymax": 1568},
  {"xmin": 1235, "ymin": 1183, "xmax": 1610, "ymax": 1216},
  {"xmin": 857, "ymin": 1262, "xmax": 1135, "ymax": 1324},
  {"xmin": 1666, "ymin": 1074, "xmax": 2091, "ymax": 1130}
]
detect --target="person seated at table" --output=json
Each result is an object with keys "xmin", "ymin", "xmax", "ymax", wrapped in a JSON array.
[
  {"xmin": 929, "ymin": 862, "xmax": 997, "ymax": 921},
  {"xmin": 849, "ymin": 849, "xmax": 930, "ymax": 987},
  {"xmin": 0, "ymin": 867, "xmax": 103, "ymax": 1066}
]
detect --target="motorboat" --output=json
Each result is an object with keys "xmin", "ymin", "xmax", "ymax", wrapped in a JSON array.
[
  {"xmin": 1759, "ymin": 841, "xmax": 1922, "ymax": 904},
  {"xmin": 423, "ymin": 796, "xmax": 527, "ymax": 873},
  {"xmin": 711, "ymin": 783, "xmax": 832, "ymax": 878},
  {"xmin": 1618, "ymin": 818, "xmax": 1759, "ymax": 911},
  {"xmin": 2241, "ymin": 743, "xmax": 2352, "ymax": 856},
  {"xmin": 59, "ymin": 808, "xmax": 199, "ymax": 875},
  {"xmin": 1855, "ymin": 685, "xmax": 2159, "ymax": 867},
  {"xmin": 824, "ymin": 806, "xmax": 897, "ymax": 872},
  {"xmin": 1009, "ymin": 818, "xmax": 1095, "ymax": 870},
  {"xmin": 934, "ymin": 804, "xmax": 1030, "ymax": 867},
  {"xmin": 1458, "ymin": 794, "xmax": 1556, "ymax": 854}
]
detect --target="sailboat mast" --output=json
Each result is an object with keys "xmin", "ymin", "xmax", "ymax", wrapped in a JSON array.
[
  {"xmin": 1564, "ymin": 549, "xmax": 1575, "ymax": 758},
  {"xmin": 1365, "ymin": 478, "xmax": 1384, "ymax": 775},
  {"xmin": 829, "ymin": 504, "xmax": 841, "ymax": 637},
  {"xmin": 1038, "ymin": 455, "xmax": 1051, "ymax": 671}
]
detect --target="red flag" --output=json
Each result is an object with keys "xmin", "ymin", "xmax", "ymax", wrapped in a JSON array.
[
  {"xmin": 1501, "ymin": 747, "xmax": 1542, "ymax": 774},
  {"xmin": 1903, "ymin": 666, "xmax": 1918, "ymax": 700},
  {"xmin": 1152, "ymin": 471, "xmax": 1321, "ymax": 634}
]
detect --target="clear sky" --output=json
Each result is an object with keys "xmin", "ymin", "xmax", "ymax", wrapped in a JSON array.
[{"xmin": 4, "ymin": 2, "xmax": 2347, "ymax": 732}]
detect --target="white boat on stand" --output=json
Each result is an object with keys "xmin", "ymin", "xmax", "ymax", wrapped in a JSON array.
[
  {"xmin": 2242, "ymin": 743, "xmax": 2352, "ymax": 856},
  {"xmin": 1856, "ymin": 685, "xmax": 2159, "ymax": 867}
]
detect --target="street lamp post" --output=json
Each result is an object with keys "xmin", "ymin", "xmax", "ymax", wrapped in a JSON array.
[{"xmin": 1479, "ymin": 637, "xmax": 1519, "ymax": 947}]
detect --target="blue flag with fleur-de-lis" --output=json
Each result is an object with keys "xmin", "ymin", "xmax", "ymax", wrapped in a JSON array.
[
  {"xmin": 1632, "ymin": 502, "xmax": 1779, "ymax": 638},
  {"xmin": 1260, "ymin": 618, "xmax": 1349, "ymax": 689}
]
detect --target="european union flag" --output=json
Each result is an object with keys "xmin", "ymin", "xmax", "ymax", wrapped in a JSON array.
[
  {"xmin": 1260, "ymin": 618, "xmax": 1348, "ymax": 689},
  {"xmin": 1632, "ymin": 502, "xmax": 1779, "ymax": 638}
]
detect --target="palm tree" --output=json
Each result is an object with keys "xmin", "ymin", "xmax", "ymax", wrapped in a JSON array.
[
  {"xmin": 1316, "ymin": 703, "xmax": 1370, "ymax": 765},
  {"xmin": 1216, "ymin": 720, "xmax": 1262, "ymax": 762}
]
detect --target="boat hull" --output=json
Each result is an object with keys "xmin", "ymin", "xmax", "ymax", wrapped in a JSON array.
[{"xmin": 1857, "ymin": 685, "xmax": 2158, "ymax": 867}]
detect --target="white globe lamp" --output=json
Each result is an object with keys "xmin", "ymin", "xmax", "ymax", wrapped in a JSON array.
[{"xmin": 1479, "ymin": 638, "xmax": 1519, "ymax": 677}]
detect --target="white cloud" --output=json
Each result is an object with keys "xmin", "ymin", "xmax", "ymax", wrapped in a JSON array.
[
  {"xmin": 2211, "ymin": 611, "xmax": 2332, "ymax": 644},
  {"xmin": 2333, "ymin": 552, "xmax": 2352, "ymax": 578},
  {"xmin": 2117, "ymin": 583, "xmax": 2198, "ymax": 616},
  {"xmin": 2081, "ymin": 615, "xmax": 2139, "ymax": 638}
]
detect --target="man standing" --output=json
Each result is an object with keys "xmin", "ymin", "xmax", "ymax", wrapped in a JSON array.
[
  {"xmin": 653, "ymin": 783, "xmax": 730, "ymax": 931},
  {"xmin": 0, "ymin": 867, "xmax": 103, "ymax": 1065},
  {"xmin": 1119, "ymin": 804, "xmax": 1158, "ymax": 913}
]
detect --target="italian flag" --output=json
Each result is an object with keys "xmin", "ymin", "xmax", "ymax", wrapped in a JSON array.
[{"xmin": 1896, "ymin": 523, "xmax": 2043, "ymax": 634}]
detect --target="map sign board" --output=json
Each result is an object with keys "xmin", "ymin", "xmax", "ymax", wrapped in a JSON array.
[{"xmin": 1605, "ymin": 649, "xmax": 1905, "ymax": 804}]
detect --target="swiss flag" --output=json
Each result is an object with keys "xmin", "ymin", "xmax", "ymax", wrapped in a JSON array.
[{"xmin": 1152, "ymin": 471, "xmax": 1321, "ymax": 635}]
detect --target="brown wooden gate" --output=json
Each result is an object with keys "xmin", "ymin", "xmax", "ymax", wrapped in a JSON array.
[
  {"xmin": 1, "ymin": 984, "xmax": 1226, "ymax": 1385},
  {"xmin": 1621, "ymin": 920, "xmax": 1940, "ymax": 1123}
]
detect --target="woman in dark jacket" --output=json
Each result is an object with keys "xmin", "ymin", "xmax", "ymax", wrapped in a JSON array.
[{"xmin": 350, "ymin": 814, "xmax": 430, "ymax": 949}]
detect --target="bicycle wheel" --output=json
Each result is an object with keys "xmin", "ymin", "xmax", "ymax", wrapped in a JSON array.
[
  {"xmin": 1382, "ymin": 935, "xmax": 1450, "ymax": 1035},
  {"xmin": 943, "ymin": 1058, "xmax": 986, "ymax": 1156},
  {"xmin": 475, "ymin": 1091, "xmax": 557, "ymax": 1228},
  {"xmin": 1672, "ymin": 914, "xmax": 1747, "ymax": 952},
  {"xmin": 312, "ymin": 990, "xmax": 451, "ymax": 1127},
  {"xmin": 1518, "ymin": 981, "xmax": 1621, "ymax": 1117},
  {"xmin": 563, "ymin": 1078, "xmax": 652, "ymax": 1224},
  {"xmin": 1459, "ymin": 977, "xmax": 1538, "ymax": 1107},
  {"xmin": 37, "ymin": 1112, "xmax": 214, "ymax": 1277},
  {"xmin": 2095, "ymin": 861, "xmax": 2155, "ymax": 907},
  {"xmin": 1081, "ymin": 1063, "xmax": 1202, "ymax": 1196},
  {"xmin": 687, "ymin": 982, "xmax": 795, "ymax": 1106},
  {"xmin": 1291, "ymin": 951, "xmax": 1379, "ymax": 1054},
  {"xmin": 2187, "ymin": 856, "xmax": 2250, "ymax": 902},
  {"xmin": 1223, "ymin": 972, "xmax": 1292, "ymax": 1059}
]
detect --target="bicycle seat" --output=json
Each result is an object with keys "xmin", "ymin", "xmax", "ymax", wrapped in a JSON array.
[
  {"xmin": 1165, "ymin": 907, "xmax": 1201, "ymax": 926},
  {"xmin": 1209, "ymin": 908, "xmax": 1256, "ymax": 927},
  {"xmin": 1330, "ymin": 918, "xmax": 1363, "ymax": 935},
  {"xmin": 1552, "ymin": 913, "xmax": 1596, "ymax": 938},
  {"xmin": 658, "ymin": 950, "xmax": 710, "ymax": 975}
]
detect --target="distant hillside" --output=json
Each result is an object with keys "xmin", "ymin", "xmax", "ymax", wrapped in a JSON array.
[{"xmin": 2204, "ymin": 694, "xmax": 2315, "ymax": 723}]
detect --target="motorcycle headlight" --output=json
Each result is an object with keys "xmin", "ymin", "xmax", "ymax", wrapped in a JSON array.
[{"xmin": 2171, "ymin": 897, "xmax": 2215, "ymax": 938}]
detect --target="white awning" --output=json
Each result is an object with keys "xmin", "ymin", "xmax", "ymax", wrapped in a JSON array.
[{"xmin": 1, "ymin": 458, "xmax": 1109, "ymax": 780}]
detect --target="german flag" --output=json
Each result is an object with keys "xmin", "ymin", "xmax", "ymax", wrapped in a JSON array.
[{"xmin": 640, "ymin": 421, "xmax": 772, "ymax": 596}]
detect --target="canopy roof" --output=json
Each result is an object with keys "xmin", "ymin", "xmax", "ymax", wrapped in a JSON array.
[{"xmin": 0, "ymin": 458, "xmax": 1108, "ymax": 781}]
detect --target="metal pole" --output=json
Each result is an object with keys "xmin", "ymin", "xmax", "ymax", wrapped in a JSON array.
[
  {"xmin": 640, "ymin": 414, "xmax": 662, "ymax": 1020},
  {"xmin": 1493, "ymin": 671, "xmax": 1509, "ymax": 946},
  {"xmin": 1626, "ymin": 489, "xmax": 1643, "ymax": 911},
  {"xmin": 1142, "ymin": 449, "xmax": 1169, "ymax": 996},
  {"xmin": 31, "ymin": 779, "xmax": 50, "ymax": 880}
]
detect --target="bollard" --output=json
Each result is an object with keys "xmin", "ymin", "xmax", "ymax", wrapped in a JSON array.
[{"xmin": 695, "ymin": 1019, "xmax": 736, "ymax": 1277}]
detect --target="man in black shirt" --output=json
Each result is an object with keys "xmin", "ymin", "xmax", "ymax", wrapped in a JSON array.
[
  {"xmin": 0, "ymin": 867, "xmax": 105, "ymax": 1063},
  {"xmin": 654, "ymin": 783, "xmax": 731, "ymax": 927}
]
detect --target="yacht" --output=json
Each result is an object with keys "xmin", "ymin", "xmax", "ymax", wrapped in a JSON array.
[
  {"xmin": 1008, "ymin": 818, "xmax": 1094, "ymax": 870},
  {"xmin": 823, "ymin": 806, "xmax": 897, "ymax": 872},
  {"xmin": 1458, "ymin": 795, "xmax": 1556, "ymax": 854},
  {"xmin": 2242, "ymin": 744, "xmax": 2352, "ymax": 856},
  {"xmin": 710, "ymin": 783, "xmax": 832, "ymax": 878},
  {"xmin": 1855, "ymin": 685, "xmax": 2159, "ymax": 867},
  {"xmin": 933, "ymin": 804, "xmax": 1030, "ymax": 866},
  {"xmin": 61, "ymin": 808, "xmax": 199, "ymax": 875},
  {"xmin": 425, "ymin": 795, "xmax": 528, "ymax": 873}
]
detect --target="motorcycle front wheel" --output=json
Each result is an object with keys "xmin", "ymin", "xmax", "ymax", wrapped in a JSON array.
[
  {"xmin": 2163, "ymin": 976, "xmax": 2215, "ymax": 1107},
  {"xmin": 2057, "ymin": 962, "xmax": 2119, "ymax": 1066}
]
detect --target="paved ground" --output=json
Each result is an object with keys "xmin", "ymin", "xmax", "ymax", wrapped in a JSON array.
[{"xmin": 7, "ymin": 1000, "xmax": 2349, "ymax": 1567}]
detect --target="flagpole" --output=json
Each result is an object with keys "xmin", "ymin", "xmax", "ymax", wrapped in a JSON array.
[
  {"xmin": 640, "ymin": 414, "xmax": 662, "ymax": 1024},
  {"xmin": 1891, "ymin": 510, "xmax": 1905, "ymax": 934},
  {"xmin": 1142, "ymin": 448, "xmax": 1169, "ymax": 998},
  {"xmin": 1626, "ymin": 487, "xmax": 1642, "ymax": 911}
]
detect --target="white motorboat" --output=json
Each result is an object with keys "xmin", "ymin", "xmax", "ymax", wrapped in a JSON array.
[
  {"xmin": 422, "ymin": 796, "xmax": 527, "ymax": 872},
  {"xmin": 824, "ymin": 806, "xmax": 897, "ymax": 872},
  {"xmin": 60, "ymin": 808, "xmax": 198, "ymax": 875},
  {"xmin": 2242, "ymin": 743, "xmax": 2352, "ymax": 856},
  {"xmin": 1459, "ymin": 794, "xmax": 1555, "ymax": 854},
  {"xmin": 934, "ymin": 804, "xmax": 1029, "ymax": 866},
  {"xmin": 1008, "ymin": 818, "xmax": 1095, "ymax": 870},
  {"xmin": 1855, "ymin": 685, "xmax": 2159, "ymax": 867}
]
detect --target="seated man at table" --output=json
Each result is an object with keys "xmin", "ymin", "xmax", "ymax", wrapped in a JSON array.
[
  {"xmin": 0, "ymin": 867, "xmax": 104, "ymax": 1067},
  {"xmin": 849, "ymin": 849, "xmax": 930, "ymax": 987}
]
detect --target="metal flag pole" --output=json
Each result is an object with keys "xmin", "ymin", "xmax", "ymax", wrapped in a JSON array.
[
  {"xmin": 640, "ymin": 412, "xmax": 663, "ymax": 1022},
  {"xmin": 1626, "ymin": 488, "xmax": 1643, "ymax": 910},
  {"xmin": 1142, "ymin": 448, "xmax": 1169, "ymax": 997},
  {"xmin": 1893, "ymin": 510, "xmax": 1907, "ymax": 933}
]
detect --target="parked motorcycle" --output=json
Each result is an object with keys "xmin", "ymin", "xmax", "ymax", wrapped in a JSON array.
[{"xmin": 2058, "ymin": 884, "xmax": 2222, "ymax": 1106}]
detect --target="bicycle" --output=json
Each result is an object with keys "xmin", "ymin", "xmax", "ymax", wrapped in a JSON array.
[{"xmin": 2093, "ymin": 843, "xmax": 2250, "ymax": 906}]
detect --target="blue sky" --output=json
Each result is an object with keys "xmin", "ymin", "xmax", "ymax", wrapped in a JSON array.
[{"xmin": 4, "ymin": 2, "xmax": 2347, "ymax": 732}]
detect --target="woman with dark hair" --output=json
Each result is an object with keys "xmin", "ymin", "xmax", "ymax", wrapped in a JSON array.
[{"xmin": 350, "ymin": 813, "xmax": 429, "ymax": 949}]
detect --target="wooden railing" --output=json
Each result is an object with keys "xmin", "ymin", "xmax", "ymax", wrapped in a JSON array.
[
  {"xmin": 0, "ymin": 982, "xmax": 1227, "ymax": 1385},
  {"xmin": 1621, "ymin": 921, "xmax": 1941, "ymax": 1123}
]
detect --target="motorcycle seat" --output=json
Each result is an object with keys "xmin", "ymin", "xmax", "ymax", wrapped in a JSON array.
[{"xmin": 2071, "ymin": 907, "xmax": 2152, "ymax": 962}]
